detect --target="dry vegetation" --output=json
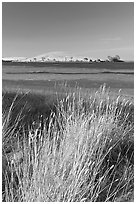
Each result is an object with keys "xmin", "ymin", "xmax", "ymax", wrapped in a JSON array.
[{"xmin": 2, "ymin": 85, "xmax": 134, "ymax": 202}]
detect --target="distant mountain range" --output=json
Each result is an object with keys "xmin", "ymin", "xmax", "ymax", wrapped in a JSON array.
[
  {"xmin": 3, "ymin": 52, "xmax": 129, "ymax": 63},
  {"xmin": 2, "ymin": 52, "xmax": 96, "ymax": 62}
]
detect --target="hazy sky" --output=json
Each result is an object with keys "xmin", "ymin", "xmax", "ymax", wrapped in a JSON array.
[{"xmin": 2, "ymin": 2, "xmax": 134, "ymax": 60}]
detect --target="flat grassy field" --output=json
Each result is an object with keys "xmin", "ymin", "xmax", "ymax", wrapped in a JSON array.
[
  {"xmin": 2, "ymin": 62, "xmax": 134, "ymax": 202},
  {"xmin": 2, "ymin": 62, "xmax": 134, "ymax": 96}
]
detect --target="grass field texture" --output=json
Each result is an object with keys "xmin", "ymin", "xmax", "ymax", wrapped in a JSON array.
[
  {"xmin": 2, "ymin": 62, "xmax": 134, "ymax": 96},
  {"xmin": 2, "ymin": 84, "xmax": 134, "ymax": 202}
]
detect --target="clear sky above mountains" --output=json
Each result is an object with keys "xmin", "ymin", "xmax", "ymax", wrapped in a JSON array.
[{"xmin": 2, "ymin": 2, "xmax": 134, "ymax": 61}]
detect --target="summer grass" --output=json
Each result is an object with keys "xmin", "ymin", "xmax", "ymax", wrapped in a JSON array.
[{"xmin": 2, "ymin": 85, "xmax": 134, "ymax": 202}]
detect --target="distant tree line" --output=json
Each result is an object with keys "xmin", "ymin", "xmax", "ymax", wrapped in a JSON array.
[
  {"xmin": 107, "ymin": 55, "xmax": 124, "ymax": 62},
  {"xmin": 2, "ymin": 55, "xmax": 125, "ymax": 64},
  {"xmin": 83, "ymin": 55, "xmax": 124, "ymax": 63}
]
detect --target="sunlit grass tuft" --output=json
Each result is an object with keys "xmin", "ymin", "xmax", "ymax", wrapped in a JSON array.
[{"xmin": 2, "ymin": 85, "xmax": 134, "ymax": 202}]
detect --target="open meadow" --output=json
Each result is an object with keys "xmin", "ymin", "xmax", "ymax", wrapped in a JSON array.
[
  {"xmin": 2, "ymin": 62, "xmax": 134, "ymax": 202},
  {"xmin": 2, "ymin": 62, "xmax": 134, "ymax": 96}
]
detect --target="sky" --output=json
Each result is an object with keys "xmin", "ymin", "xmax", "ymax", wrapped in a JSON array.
[{"xmin": 2, "ymin": 2, "xmax": 134, "ymax": 61}]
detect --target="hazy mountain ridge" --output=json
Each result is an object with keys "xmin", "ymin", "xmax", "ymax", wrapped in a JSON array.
[
  {"xmin": 3, "ymin": 52, "xmax": 129, "ymax": 63},
  {"xmin": 2, "ymin": 51, "xmax": 96, "ymax": 62}
]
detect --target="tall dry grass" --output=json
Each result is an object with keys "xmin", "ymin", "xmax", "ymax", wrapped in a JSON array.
[{"xmin": 2, "ymin": 85, "xmax": 134, "ymax": 202}]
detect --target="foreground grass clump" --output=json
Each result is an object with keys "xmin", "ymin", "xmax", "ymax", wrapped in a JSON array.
[{"xmin": 2, "ymin": 85, "xmax": 134, "ymax": 202}]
